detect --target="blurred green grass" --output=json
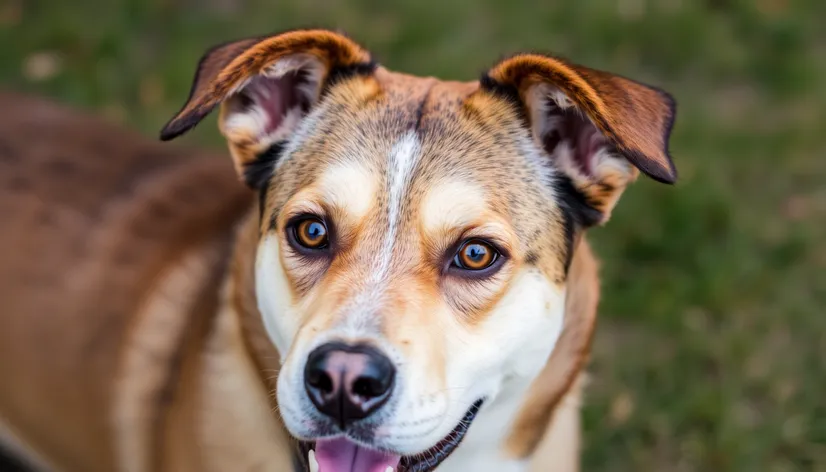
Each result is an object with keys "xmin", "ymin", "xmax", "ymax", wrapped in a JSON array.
[{"xmin": 2, "ymin": 0, "xmax": 825, "ymax": 470}]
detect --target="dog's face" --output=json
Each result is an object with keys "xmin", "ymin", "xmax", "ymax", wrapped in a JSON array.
[
  {"xmin": 256, "ymin": 73, "xmax": 576, "ymax": 464},
  {"xmin": 163, "ymin": 30, "xmax": 676, "ymax": 472}
]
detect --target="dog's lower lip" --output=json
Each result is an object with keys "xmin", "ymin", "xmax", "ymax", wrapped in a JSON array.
[
  {"xmin": 397, "ymin": 399, "xmax": 484, "ymax": 472},
  {"xmin": 297, "ymin": 399, "xmax": 484, "ymax": 472}
]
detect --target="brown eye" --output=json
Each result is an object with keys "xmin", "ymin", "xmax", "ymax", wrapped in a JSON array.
[
  {"xmin": 453, "ymin": 240, "xmax": 498, "ymax": 271},
  {"xmin": 294, "ymin": 218, "xmax": 328, "ymax": 249}
]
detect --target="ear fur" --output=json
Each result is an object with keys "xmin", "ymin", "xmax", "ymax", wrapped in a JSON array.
[
  {"xmin": 160, "ymin": 29, "xmax": 376, "ymax": 188},
  {"xmin": 481, "ymin": 54, "xmax": 677, "ymax": 223}
]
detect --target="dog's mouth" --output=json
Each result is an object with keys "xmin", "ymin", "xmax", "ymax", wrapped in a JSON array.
[{"xmin": 297, "ymin": 399, "xmax": 483, "ymax": 472}]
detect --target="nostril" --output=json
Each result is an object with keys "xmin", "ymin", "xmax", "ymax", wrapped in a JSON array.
[
  {"xmin": 352, "ymin": 376, "xmax": 384, "ymax": 398},
  {"xmin": 307, "ymin": 369, "xmax": 334, "ymax": 394}
]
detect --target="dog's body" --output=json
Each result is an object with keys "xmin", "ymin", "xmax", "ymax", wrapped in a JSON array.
[
  {"xmin": 0, "ymin": 92, "xmax": 588, "ymax": 472},
  {"xmin": 0, "ymin": 29, "xmax": 675, "ymax": 472}
]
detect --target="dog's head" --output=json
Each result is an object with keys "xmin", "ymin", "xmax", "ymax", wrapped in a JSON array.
[{"xmin": 162, "ymin": 29, "xmax": 676, "ymax": 472}]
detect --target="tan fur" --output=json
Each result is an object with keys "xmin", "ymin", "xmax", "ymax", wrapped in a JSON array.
[
  {"xmin": 0, "ymin": 90, "xmax": 616, "ymax": 471},
  {"xmin": 0, "ymin": 91, "xmax": 273, "ymax": 471},
  {"xmin": 112, "ymin": 237, "xmax": 227, "ymax": 472},
  {"xmin": 1, "ymin": 28, "xmax": 676, "ymax": 472}
]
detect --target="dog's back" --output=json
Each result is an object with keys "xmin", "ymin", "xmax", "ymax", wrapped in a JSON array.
[{"xmin": 0, "ymin": 92, "xmax": 251, "ymax": 470}]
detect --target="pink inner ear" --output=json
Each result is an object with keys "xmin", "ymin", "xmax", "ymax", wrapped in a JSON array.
[
  {"xmin": 241, "ymin": 73, "xmax": 304, "ymax": 135},
  {"xmin": 542, "ymin": 108, "xmax": 609, "ymax": 178}
]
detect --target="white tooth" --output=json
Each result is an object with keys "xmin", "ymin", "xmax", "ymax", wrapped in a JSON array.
[
  {"xmin": 309, "ymin": 449, "xmax": 319, "ymax": 472},
  {"xmin": 385, "ymin": 468, "xmax": 394, "ymax": 472}
]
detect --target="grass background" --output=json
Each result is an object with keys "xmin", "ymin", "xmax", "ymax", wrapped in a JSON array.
[{"xmin": 2, "ymin": 0, "xmax": 825, "ymax": 470}]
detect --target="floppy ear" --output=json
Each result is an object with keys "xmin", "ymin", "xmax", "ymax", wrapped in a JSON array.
[
  {"xmin": 160, "ymin": 29, "xmax": 376, "ymax": 188},
  {"xmin": 481, "ymin": 54, "xmax": 677, "ymax": 224}
]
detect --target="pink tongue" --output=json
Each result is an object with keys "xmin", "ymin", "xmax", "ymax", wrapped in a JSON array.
[{"xmin": 315, "ymin": 438, "xmax": 401, "ymax": 472}]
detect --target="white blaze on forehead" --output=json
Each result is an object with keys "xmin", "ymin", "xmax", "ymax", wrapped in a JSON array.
[
  {"xmin": 317, "ymin": 161, "xmax": 376, "ymax": 220},
  {"xmin": 334, "ymin": 131, "xmax": 421, "ymax": 336},
  {"xmin": 421, "ymin": 180, "xmax": 487, "ymax": 233},
  {"xmin": 374, "ymin": 131, "xmax": 421, "ymax": 281}
]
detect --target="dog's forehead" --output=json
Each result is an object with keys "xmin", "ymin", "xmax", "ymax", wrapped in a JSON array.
[
  {"xmin": 312, "ymin": 69, "xmax": 555, "ymax": 212},
  {"xmin": 272, "ymin": 68, "xmax": 561, "ymax": 251}
]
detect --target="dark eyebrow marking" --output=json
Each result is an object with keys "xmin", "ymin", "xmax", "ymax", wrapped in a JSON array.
[
  {"xmin": 244, "ymin": 140, "xmax": 287, "ymax": 189},
  {"xmin": 244, "ymin": 141, "xmax": 286, "ymax": 227}
]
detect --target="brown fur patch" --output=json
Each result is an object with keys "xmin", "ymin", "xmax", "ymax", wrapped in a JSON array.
[
  {"xmin": 160, "ymin": 30, "xmax": 374, "ymax": 141},
  {"xmin": 485, "ymin": 54, "xmax": 677, "ymax": 184},
  {"xmin": 0, "ymin": 92, "xmax": 251, "ymax": 471}
]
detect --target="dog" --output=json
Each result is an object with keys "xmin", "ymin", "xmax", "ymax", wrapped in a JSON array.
[{"xmin": 0, "ymin": 29, "xmax": 677, "ymax": 472}]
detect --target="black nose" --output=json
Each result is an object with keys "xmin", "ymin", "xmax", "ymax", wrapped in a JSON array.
[{"xmin": 304, "ymin": 342, "xmax": 395, "ymax": 429}]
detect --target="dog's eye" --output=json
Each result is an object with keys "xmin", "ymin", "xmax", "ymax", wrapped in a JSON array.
[
  {"xmin": 453, "ymin": 240, "xmax": 498, "ymax": 271},
  {"xmin": 293, "ymin": 217, "xmax": 328, "ymax": 249}
]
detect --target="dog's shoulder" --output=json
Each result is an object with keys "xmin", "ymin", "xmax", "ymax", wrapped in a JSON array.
[{"xmin": 0, "ymin": 92, "xmax": 253, "ymax": 471}]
